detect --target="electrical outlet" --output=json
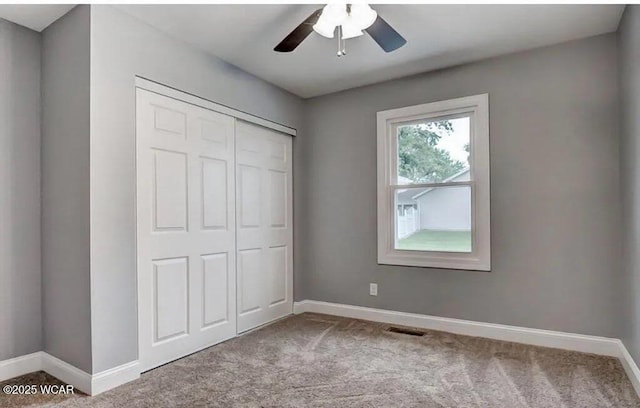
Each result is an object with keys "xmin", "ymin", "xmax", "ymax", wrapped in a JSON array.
[{"xmin": 369, "ymin": 283, "xmax": 378, "ymax": 296}]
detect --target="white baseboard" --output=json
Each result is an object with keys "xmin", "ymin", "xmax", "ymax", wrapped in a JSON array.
[
  {"xmin": 294, "ymin": 299, "xmax": 640, "ymax": 396},
  {"xmin": 618, "ymin": 341, "xmax": 640, "ymax": 397},
  {"xmin": 41, "ymin": 353, "xmax": 92, "ymax": 395},
  {"xmin": 0, "ymin": 352, "xmax": 139, "ymax": 396},
  {"xmin": 294, "ymin": 300, "xmax": 621, "ymax": 356},
  {"xmin": 0, "ymin": 352, "xmax": 42, "ymax": 382},
  {"xmin": 90, "ymin": 360, "xmax": 140, "ymax": 395}
]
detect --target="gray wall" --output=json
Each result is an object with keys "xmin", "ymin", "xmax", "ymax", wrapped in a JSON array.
[
  {"xmin": 619, "ymin": 5, "xmax": 640, "ymax": 362},
  {"xmin": 89, "ymin": 5, "xmax": 304, "ymax": 373},
  {"xmin": 0, "ymin": 19, "xmax": 42, "ymax": 361},
  {"xmin": 300, "ymin": 34, "xmax": 622, "ymax": 338},
  {"xmin": 41, "ymin": 5, "xmax": 92, "ymax": 373},
  {"xmin": 0, "ymin": 3, "xmax": 628, "ymax": 374}
]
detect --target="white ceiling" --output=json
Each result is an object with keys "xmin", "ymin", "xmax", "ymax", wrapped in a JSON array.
[
  {"xmin": 118, "ymin": 4, "xmax": 624, "ymax": 98},
  {"xmin": 0, "ymin": 4, "xmax": 75, "ymax": 32},
  {"xmin": 0, "ymin": 4, "xmax": 624, "ymax": 98}
]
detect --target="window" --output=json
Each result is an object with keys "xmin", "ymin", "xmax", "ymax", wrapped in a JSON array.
[{"xmin": 377, "ymin": 94, "xmax": 490, "ymax": 270}]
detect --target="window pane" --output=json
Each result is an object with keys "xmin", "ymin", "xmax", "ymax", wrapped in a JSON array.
[
  {"xmin": 395, "ymin": 186, "xmax": 472, "ymax": 253},
  {"xmin": 397, "ymin": 116, "xmax": 470, "ymax": 185}
]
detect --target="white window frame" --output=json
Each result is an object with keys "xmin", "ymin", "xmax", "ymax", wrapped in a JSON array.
[{"xmin": 377, "ymin": 94, "xmax": 490, "ymax": 271}]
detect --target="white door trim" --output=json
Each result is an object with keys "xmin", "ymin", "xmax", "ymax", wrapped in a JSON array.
[{"xmin": 134, "ymin": 77, "xmax": 297, "ymax": 137}]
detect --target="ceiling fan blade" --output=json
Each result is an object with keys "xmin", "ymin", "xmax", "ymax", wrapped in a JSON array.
[
  {"xmin": 365, "ymin": 15, "xmax": 407, "ymax": 53},
  {"xmin": 274, "ymin": 9, "xmax": 323, "ymax": 52}
]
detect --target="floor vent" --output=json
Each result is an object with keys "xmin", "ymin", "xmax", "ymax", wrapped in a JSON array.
[{"xmin": 386, "ymin": 326, "xmax": 425, "ymax": 336}]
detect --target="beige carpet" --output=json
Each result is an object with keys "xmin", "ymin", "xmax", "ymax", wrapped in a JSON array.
[{"xmin": 2, "ymin": 313, "xmax": 639, "ymax": 407}]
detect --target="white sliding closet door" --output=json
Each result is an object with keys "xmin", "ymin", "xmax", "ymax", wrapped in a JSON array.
[
  {"xmin": 137, "ymin": 89, "xmax": 237, "ymax": 371},
  {"xmin": 236, "ymin": 121, "xmax": 293, "ymax": 332}
]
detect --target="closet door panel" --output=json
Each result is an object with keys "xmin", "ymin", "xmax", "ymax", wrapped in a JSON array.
[
  {"xmin": 138, "ymin": 88, "xmax": 294, "ymax": 369},
  {"xmin": 236, "ymin": 121, "xmax": 293, "ymax": 332},
  {"xmin": 137, "ymin": 89, "xmax": 236, "ymax": 371}
]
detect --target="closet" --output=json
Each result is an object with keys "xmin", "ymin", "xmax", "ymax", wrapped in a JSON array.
[{"xmin": 135, "ymin": 86, "xmax": 293, "ymax": 371}]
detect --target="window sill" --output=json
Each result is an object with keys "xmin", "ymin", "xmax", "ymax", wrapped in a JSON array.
[{"xmin": 378, "ymin": 251, "xmax": 490, "ymax": 271}]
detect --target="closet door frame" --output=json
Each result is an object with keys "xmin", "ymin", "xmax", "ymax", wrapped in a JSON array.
[
  {"xmin": 135, "ymin": 77, "xmax": 297, "ymax": 137},
  {"xmin": 135, "ymin": 77, "xmax": 296, "ymax": 369}
]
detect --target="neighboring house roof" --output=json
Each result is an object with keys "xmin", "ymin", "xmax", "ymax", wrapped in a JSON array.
[
  {"xmin": 396, "ymin": 175, "xmax": 419, "ymax": 204},
  {"xmin": 395, "ymin": 168, "xmax": 470, "ymax": 204},
  {"xmin": 412, "ymin": 168, "xmax": 470, "ymax": 200},
  {"xmin": 396, "ymin": 188, "xmax": 420, "ymax": 204}
]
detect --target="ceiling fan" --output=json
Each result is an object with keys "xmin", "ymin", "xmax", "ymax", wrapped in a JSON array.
[{"xmin": 274, "ymin": 3, "xmax": 406, "ymax": 56}]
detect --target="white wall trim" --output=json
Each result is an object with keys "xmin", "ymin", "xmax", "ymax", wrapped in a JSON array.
[
  {"xmin": 294, "ymin": 299, "xmax": 640, "ymax": 396},
  {"xmin": 0, "ymin": 352, "xmax": 139, "ymax": 396},
  {"xmin": 41, "ymin": 353, "xmax": 92, "ymax": 395},
  {"xmin": 618, "ymin": 341, "xmax": 640, "ymax": 397},
  {"xmin": 0, "ymin": 352, "xmax": 42, "ymax": 382},
  {"xmin": 294, "ymin": 300, "xmax": 619, "ymax": 355},
  {"xmin": 90, "ymin": 360, "xmax": 140, "ymax": 395},
  {"xmin": 134, "ymin": 76, "xmax": 297, "ymax": 137}
]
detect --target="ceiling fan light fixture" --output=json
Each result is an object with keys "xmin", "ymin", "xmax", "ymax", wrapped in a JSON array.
[
  {"xmin": 313, "ymin": 4, "xmax": 347, "ymax": 38},
  {"xmin": 350, "ymin": 3, "xmax": 377, "ymax": 30},
  {"xmin": 323, "ymin": 3, "xmax": 348, "ymax": 24},
  {"xmin": 313, "ymin": 17, "xmax": 336, "ymax": 38},
  {"xmin": 341, "ymin": 16, "xmax": 364, "ymax": 39}
]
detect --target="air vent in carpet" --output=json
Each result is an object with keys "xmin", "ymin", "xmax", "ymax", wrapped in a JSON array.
[{"xmin": 386, "ymin": 326, "xmax": 425, "ymax": 336}]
